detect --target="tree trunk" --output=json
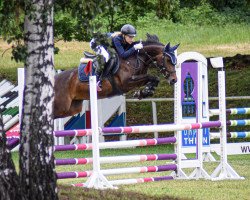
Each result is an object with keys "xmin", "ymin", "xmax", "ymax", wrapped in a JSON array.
[
  {"xmin": 0, "ymin": 113, "xmax": 21, "ymax": 200},
  {"xmin": 19, "ymin": 1, "xmax": 58, "ymax": 199}
]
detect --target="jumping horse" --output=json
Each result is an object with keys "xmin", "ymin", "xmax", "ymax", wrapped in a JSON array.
[{"xmin": 54, "ymin": 34, "xmax": 179, "ymax": 118}]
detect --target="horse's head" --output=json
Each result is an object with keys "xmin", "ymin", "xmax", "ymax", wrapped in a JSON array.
[
  {"xmin": 155, "ymin": 42, "xmax": 179, "ymax": 85},
  {"xmin": 142, "ymin": 34, "xmax": 179, "ymax": 85}
]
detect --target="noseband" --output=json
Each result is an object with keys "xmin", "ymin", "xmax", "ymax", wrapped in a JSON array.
[
  {"xmin": 161, "ymin": 52, "xmax": 176, "ymax": 79},
  {"xmin": 141, "ymin": 48, "xmax": 176, "ymax": 79}
]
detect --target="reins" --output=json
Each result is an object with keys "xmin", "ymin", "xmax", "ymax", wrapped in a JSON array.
[{"xmin": 137, "ymin": 47, "xmax": 176, "ymax": 79}]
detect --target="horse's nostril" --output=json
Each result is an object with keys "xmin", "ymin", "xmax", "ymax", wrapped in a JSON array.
[{"xmin": 170, "ymin": 79, "xmax": 177, "ymax": 85}]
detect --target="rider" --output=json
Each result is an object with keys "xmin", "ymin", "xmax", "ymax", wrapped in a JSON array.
[
  {"xmin": 112, "ymin": 24, "xmax": 143, "ymax": 59},
  {"xmin": 90, "ymin": 24, "xmax": 143, "ymax": 90}
]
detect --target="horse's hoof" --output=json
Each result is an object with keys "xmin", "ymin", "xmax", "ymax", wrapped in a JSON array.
[
  {"xmin": 133, "ymin": 91, "xmax": 140, "ymax": 98},
  {"xmin": 133, "ymin": 91, "xmax": 143, "ymax": 100},
  {"xmin": 141, "ymin": 89, "xmax": 154, "ymax": 98}
]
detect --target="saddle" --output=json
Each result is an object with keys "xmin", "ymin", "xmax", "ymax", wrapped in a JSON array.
[{"xmin": 82, "ymin": 51, "xmax": 120, "ymax": 76}]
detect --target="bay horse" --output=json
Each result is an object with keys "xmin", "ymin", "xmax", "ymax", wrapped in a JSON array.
[{"xmin": 54, "ymin": 34, "xmax": 179, "ymax": 118}]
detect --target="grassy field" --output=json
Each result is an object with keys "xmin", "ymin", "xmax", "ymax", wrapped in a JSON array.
[
  {"xmin": 1, "ymin": 23, "xmax": 250, "ymax": 199},
  {"xmin": 10, "ymin": 145, "xmax": 250, "ymax": 200}
]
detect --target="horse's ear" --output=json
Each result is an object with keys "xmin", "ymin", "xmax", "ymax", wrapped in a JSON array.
[
  {"xmin": 146, "ymin": 33, "xmax": 151, "ymax": 39},
  {"xmin": 146, "ymin": 33, "xmax": 160, "ymax": 43},
  {"xmin": 165, "ymin": 42, "xmax": 170, "ymax": 52},
  {"xmin": 170, "ymin": 43, "xmax": 180, "ymax": 52}
]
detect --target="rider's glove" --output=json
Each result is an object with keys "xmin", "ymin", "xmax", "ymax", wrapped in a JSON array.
[{"xmin": 134, "ymin": 43, "xmax": 143, "ymax": 50}]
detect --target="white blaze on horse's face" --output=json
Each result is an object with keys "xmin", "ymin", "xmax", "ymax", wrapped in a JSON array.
[{"xmin": 124, "ymin": 35, "xmax": 135, "ymax": 44}]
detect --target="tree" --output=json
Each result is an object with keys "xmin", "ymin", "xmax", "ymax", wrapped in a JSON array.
[
  {"xmin": 155, "ymin": 0, "xmax": 180, "ymax": 20},
  {"xmin": 0, "ymin": 1, "xmax": 109, "ymax": 199},
  {"xmin": 19, "ymin": 0, "xmax": 58, "ymax": 199},
  {"xmin": 0, "ymin": 0, "xmax": 57, "ymax": 199},
  {"xmin": 0, "ymin": 112, "xmax": 21, "ymax": 200}
]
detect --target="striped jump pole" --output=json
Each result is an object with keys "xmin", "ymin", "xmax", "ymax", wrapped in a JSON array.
[
  {"xmin": 101, "ymin": 121, "xmax": 222, "ymax": 134},
  {"xmin": 73, "ymin": 175, "xmax": 174, "ymax": 187},
  {"xmin": 54, "ymin": 137, "xmax": 177, "ymax": 151},
  {"xmin": 211, "ymin": 131, "xmax": 250, "ymax": 139},
  {"xmin": 6, "ymin": 138, "xmax": 20, "ymax": 149},
  {"xmin": 209, "ymin": 108, "xmax": 250, "ymax": 116},
  {"xmin": 57, "ymin": 164, "xmax": 177, "ymax": 179},
  {"xmin": 227, "ymin": 119, "xmax": 250, "ymax": 126},
  {"xmin": 55, "ymin": 153, "xmax": 177, "ymax": 165},
  {"xmin": 54, "ymin": 129, "xmax": 92, "ymax": 137},
  {"xmin": 53, "ymin": 120, "xmax": 223, "ymax": 138}
]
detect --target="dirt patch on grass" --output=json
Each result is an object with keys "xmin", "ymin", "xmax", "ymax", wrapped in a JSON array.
[
  {"xmin": 224, "ymin": 54, "xmax": 250, "ymax": 69},
  {"xmin": 206, "ymin": 54, "xmax": 250, "ymax": 69},
  {"xmin": 58, "ymin": 185, "xmax": 186, "ymax": 200}
]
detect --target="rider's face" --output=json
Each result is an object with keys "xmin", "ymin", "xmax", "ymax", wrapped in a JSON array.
[{"xmin": 124, "ymin": 35, "xmax": 135, "ymax": 44}]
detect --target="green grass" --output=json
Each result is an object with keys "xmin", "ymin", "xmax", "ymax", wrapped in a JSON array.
[
  {"xmin": 11, "ymin": 146, "xmax": 250, "ymax": 200},
  {"xmin": 136, "ymin": 22, "xmax": 250, "ymax": 56},
  {"xmin": 58, "ymin": 149, "xmax": 250, "ymax": 200}
]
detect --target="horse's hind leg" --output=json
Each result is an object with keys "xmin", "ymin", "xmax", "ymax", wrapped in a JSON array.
[
  {"xmin": 67, "ymin": 100, "xmax": 83, "ymax": 116},
  {"xmin": 54, "ymin": 96, "xmax": 73, "ymax": 119}
]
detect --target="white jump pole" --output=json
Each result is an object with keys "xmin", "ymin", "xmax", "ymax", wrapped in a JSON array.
[
  {"xmin": 84, "ymin": 76, "xmax": 115, "ymax": 189},
  {"xmin": 18, "ymin": 68, "xmax": 25, "ymax": 124},
  {"xmin": 210, "ymin": 57, "xmax": 244, "ymax": 180}
]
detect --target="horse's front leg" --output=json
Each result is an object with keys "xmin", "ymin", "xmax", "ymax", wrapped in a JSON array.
[
  {"xmin": 126, "ymin": 75, "xmax": 160, "ymax": 99},
  {"xmin": 136, "ymin": 77, "xmax": 160, "ymax": 99}
]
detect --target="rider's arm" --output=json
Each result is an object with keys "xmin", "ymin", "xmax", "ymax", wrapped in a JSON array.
[{"xmin": 112, "ymin": 36, "xmax": 136, "ymax": 59}]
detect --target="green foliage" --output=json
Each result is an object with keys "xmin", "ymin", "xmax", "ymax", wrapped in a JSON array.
[
  {"xmin": 54, "ymin": 1, "xmax": 117, "ymax": 40},
  {"xmin": 1, "ymin": 0, "xmax": 250, "ymax": 64},
  {"xmin": 179, "ymin": 0, "xmax": 202, "ymax": 8},
  {"xmin": 176, "ymin": 2, "xmax": 218, "ymax": 25},
  {"xmin": 0, "ymin": 1, "xmax": 24, "ymax": 42},
  {"xmin": 175, "ymin": 2, "xmax": 250, "ymax": 26},
  {"xmin": 208, "ymin": 0, "xmax": 250, "ymax": 10},
  {"xmin": 0, "ymin": 1, "xmax": 112, "ymax": 62},
  {"xmin": 155, "ymin": 0, "xmax": 180, "ymax": 20},
  {"xmin": 11, "ymin": 43, "xmax": 27, "ymax": 63},
  {"xmin": 90, "ymin": 0, "xmax": 153, "ymax": 33},
  {"xmin": 54, "ymin": 11, "xmax": 77, "ymax": 41}
]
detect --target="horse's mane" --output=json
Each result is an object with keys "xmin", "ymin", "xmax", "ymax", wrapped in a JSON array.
[{"xmin": 142, "ymin": 33, "xmax": 164, "ymax": 46}]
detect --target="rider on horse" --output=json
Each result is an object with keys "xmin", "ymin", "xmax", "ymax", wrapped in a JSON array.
[{"xmin": 90, "ymin": 24, "xmax": 143, "ymax": 90}]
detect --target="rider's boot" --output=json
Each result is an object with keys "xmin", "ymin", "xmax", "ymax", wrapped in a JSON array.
[
  {"xmin": 96, "ymin": 74, "xmax": 103, "ymax": 91},
  {"xmin": 94, "ymin": 60, "xmax": 103, "ymax": 91}
]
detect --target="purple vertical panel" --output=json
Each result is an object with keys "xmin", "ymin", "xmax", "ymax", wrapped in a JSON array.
[{"xmin": 181, "ymin": 62, "xmax": 198, "ymax": 120}]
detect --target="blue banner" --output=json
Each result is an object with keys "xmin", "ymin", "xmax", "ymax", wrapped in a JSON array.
[{"xmin": 182, "ymin": 128, "xmax": 210, "ymax": 147}]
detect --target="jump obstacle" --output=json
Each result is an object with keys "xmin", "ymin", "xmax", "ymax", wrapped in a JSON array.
[
  {"xmin": 209, "ymin": 108, "xmax": 250, "ymax": 155},
  {"xmin": 5, "ymin": 69, "xmax": 126, "ymax": 150},
  {"xmin": 7, "ymin": 52, "xmax": 245, "ymax": 189},
  {"xmin": 10, "ymin": 67, "xmax": 250, "ymax": 155},
  {"xmin": 53, "ymin": 52, "xmax": 243, "ymax": 189},
  {"xmin": 0, "ymin": 79, "xmax": 20, "ymax": 150}
]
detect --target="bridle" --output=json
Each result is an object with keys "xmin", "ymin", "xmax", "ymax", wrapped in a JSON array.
[{"xmin": 138, "ymin": 48, "xmax": 176, "ymax": 79}]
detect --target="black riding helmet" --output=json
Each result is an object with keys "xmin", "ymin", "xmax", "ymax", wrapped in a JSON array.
[{"xmin": 121, "ymin": 24, "xmax": 136, "ymax": 37}]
